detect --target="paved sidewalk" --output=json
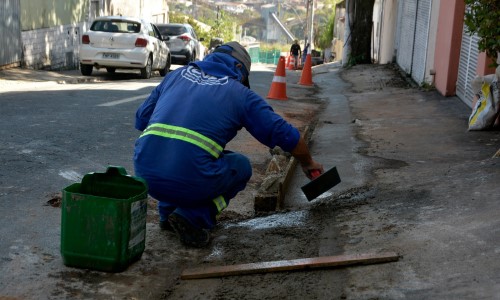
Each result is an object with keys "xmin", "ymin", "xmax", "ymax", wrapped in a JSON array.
[
  {"xmin": 0, "ymin": 68, "xmax": 84, "ymax": 83},
  {"xmin": 299, "ymin": 63, "xmax": 500, "ymax": 299},
  {"xmin": 0, "ymin": 68, "xmax": 100, "ymax": 93},
  {"xmin": 0, "ymin": 67, "xmax": 163, "ymax": 93}
]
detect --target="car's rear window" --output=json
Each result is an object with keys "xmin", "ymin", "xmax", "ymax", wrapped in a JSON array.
[
  {"xmin": 91, "ymin": 20, "xmax": 141, "ymax": 33},
  {"xmin": 158, "ymin": 26, "xmax": 187, "ymax": 36}
]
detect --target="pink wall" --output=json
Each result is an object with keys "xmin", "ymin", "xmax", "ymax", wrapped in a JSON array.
[
  {"xmin": 434, "ymin": 1, "xmax": 496, "ymax": 96},
  {"xmin": 433, "ymin": 0, "xmax": 465, "ymax": 96}
]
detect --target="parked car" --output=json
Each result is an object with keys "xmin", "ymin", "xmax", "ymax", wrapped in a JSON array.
[
  {"xmin": 156, "ymin": 23, "xmax": 204, "ymax": 65},
  {"xmin": 79, "ymin": 16, "xmax": 171, "ymax": 79}
]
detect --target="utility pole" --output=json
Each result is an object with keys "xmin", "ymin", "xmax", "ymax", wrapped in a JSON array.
[
  {"xmin": 304, "ymin": 0, "xmax": 314, "ymax": 49},
  {"xmin": 216, "ymin": 6, "xmax": 220, "ymax": 37},
  {"xmin": 342, "ymin": 0, "xmax": 351, "ymax": 66},
  {"xmin": 310, "ymin": 0, "xmax": 315, "ymax": 49},
  {"xmin": 305, "ymin": 0, "xmax": 310, "ymax": 43},
  {"xmin": 193, "ymin": 0, "xmax": 197, "ymax": 19}
]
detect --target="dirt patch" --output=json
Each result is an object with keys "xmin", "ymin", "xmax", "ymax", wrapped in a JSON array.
[{"xmin": 341, "ymin": 63, "xmax": 415, "ymax": 93}]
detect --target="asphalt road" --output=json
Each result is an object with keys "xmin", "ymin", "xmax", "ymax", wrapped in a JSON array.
[{"xmin": 0, "ymin": 73, "xmax": 157, "ymax": 292}]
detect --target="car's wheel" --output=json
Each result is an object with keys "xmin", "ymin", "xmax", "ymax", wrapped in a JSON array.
[
  {"xmin": 159, "ymin": 54, "xmax": 171, "ymax": 77},
  {"xmin": 106, "ymin": 67, "xmax": 116, "ymax": 73},
  {"xmin": 140, "ymin": 56, "xmax": 152, "ymax": 79},
  {"xmin": 185, "ymin": 52, "xmax": 195, "ymax": 65},
  {"xmin": 80, "ymin": 64, "xmax": 93, "ymax": 76}
]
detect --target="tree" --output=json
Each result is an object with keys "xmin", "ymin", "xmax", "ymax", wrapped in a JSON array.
[
  {"xmin": 208, "ymin": 9, "xmax": 234, "ymax": 43},
  {"xmin": 464, "ymin": 0, "xmax": 499, "ymax": 65},
  {"xmin": 347, "ymin": 0, "xmax": 375, "ymax": 65},
  {"xmin": 315, "ymin": 12, "xmax": 334, "ymax": 50}
]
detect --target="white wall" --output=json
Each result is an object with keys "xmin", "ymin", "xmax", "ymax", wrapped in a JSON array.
[
  {"xmin": 107, "ymin": 0, "xmax": 168, "ymax": 20},
  {"xmin": 20, "ymin": 0, "xmax": 168, "ymax": 70},
  {"xmin": 21, "ymin": 24, "xmax": 82, "ymax": 70},
  {"xmin": 378, "ymin": 0, "xmax": 398, "ymax": 64},
  {"xmin": 424, "ymin": 0, "xmax": 440, "ymax": 84}
]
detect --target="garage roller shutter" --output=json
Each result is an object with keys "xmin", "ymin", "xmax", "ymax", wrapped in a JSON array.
[
  {"xmin": 396, "ymin": 1, "xmax": 417, "ymax": 73},
  {"xmin": 456, "ymin": 25, "xmax": 480, "ymax": 108},
  {"xmin": 410, "ymin": 0, "xmax": 431, "ymax": 84}
]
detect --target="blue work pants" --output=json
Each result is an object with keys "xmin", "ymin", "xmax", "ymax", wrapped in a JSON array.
[{"xmin": 152, "ymin": 151, "xmax": 252, "ymax": 230}]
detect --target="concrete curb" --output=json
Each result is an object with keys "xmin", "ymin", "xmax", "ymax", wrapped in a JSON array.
[{"xmin": 56, "ymin": 77, "xmax": 102, "ymax": 85}]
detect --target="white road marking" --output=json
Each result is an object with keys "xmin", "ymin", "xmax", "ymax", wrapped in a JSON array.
[
  {"xmin": 98, "ymin": 94, "xmax": 149, "ymax": 107},
  {"xmin": 59, "ymin": 170, "xmax": 83, "ymax": 182}
]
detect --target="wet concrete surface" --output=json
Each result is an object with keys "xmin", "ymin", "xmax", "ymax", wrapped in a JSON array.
[{"xmin": 1, "ymin": 62, "xmax": 500, "ymax": 299}]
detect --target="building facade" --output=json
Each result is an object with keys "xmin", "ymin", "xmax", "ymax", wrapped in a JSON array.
[
  {"xmin": 0, "ymin": 0, "xmax": 169, "ymax": 70},
  {"xmin": 367, "ymin": 0, "xmax": 496, "ymax": 108}
]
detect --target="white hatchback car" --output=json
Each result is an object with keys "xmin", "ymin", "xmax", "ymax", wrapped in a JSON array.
[{"xmin": 79, "ymin": 16, "xmax": 171, "ymax": 79}]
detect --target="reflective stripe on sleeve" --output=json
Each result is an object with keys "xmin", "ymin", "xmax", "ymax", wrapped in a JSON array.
[{"xmin": 140, "ymin": 123, "xmax": 223, "ymax": 158}]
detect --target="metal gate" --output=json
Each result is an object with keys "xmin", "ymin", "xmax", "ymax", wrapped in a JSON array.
[
  {"xmin": 0, "ymin": 0, "xmax": 21, "ymax": 67},
  {"xmin": 456, "ymin": 25, "xmax": 480, "ymax": 108},
  {"xmin": 411, "ymin": 0, "xmax": 431, "ymax": 85},
  {"xmin": 395, "ymin": 0, "xmax": 432, "ymax": 84},
  {"xmin": 396, "ymin": 0, "xmax": 417, "ymax": 74}
]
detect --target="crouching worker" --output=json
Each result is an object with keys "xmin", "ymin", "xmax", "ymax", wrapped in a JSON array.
[{"xmin": 133, "ymin": 42, "xmax": 323, "ymax": 248}]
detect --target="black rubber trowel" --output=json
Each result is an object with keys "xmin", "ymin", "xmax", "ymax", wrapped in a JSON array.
[{"xmin": 301, "ymin": 166, "xmax": 341, "ymax": 201}]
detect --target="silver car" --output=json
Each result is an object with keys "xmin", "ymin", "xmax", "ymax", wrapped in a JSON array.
[
  {"xmin": 79, "ymin": 16, "xmax": 171, "ymax": 79},
  {"xmin": 156, "ymin": 23, "xmax": 204, "ymax": 65}
]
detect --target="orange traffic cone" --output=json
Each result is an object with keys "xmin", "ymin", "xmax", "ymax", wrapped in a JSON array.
[
  {"xmin": 267, "ymin": 56, "xmax": 288, "ymax": 101},
  {"xmin": 285, "ymin": 55, "xmax": 291, "ymax": 69},
  {"xmin": 288, "ymin": 55, "xmax": 295, "ymax": 70},
  {"xmin": 298, "ymin": 54, "xmax": 313, "ymax": 86}
]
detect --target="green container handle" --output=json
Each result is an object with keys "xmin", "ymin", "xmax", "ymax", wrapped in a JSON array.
[
  {"xmin": 79, "ymin": 166, "xmax": 148, "ymax": 194},
  {"xmin": 105, "ymin": 165, "xmax": 148, "ymax": 188},
  {"xmin": 105, "ymin": 165, "xmax": 129, "ymax": 176}
]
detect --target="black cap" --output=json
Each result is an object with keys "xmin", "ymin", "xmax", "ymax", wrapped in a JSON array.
[{"xmin": 213, "ymin": 41, "xmax": 251, "ymax": 88}]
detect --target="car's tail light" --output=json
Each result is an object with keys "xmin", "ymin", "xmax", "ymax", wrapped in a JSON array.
[
  {"xmin": 179, "ymin": 35, "xmax": 191, "ymax": 42},
  {"xmin": 135, "ymin": 38, "xmax": 148, "ymax": 47},
  {"xmin": 82, "ymin": 35, "xmax": 90, "ymax": 44}
]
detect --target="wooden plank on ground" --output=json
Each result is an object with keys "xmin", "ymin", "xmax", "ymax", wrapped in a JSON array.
[{"xmin": 181, "ymin": 252, "xmax": 400, "ymax": 280}]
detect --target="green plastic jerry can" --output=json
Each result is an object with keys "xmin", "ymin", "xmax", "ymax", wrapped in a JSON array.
[{"xmin": 60, "ymin": 166, "xmax": 148, "ymax": 272}]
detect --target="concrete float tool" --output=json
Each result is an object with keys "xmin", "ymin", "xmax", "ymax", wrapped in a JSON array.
[{"xmin": 301, "ymin": 166, "xmax": 341, "ymax": 201}]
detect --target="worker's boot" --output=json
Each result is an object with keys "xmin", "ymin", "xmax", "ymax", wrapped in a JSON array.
[{"xmin": 168, "ymin": 213, "xmax": 210, "ymax": 248}]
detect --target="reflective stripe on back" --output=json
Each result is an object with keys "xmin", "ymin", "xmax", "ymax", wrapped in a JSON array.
[
  {"xmin": 212, "ymin": 195, "xmax": 227, "ymax": 214},
  {"xmin": 140, "ymin": 123, "xmax": 223, "ymax": 158}
]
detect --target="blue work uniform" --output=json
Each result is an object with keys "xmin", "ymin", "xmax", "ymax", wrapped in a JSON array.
[
  {"xmin": 133, "ymin": 53, "xmax": 300, "ymax": 230},
  {"xmin": 303, "ymin": 44, "xmax": 309, "ymax": 64}
]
